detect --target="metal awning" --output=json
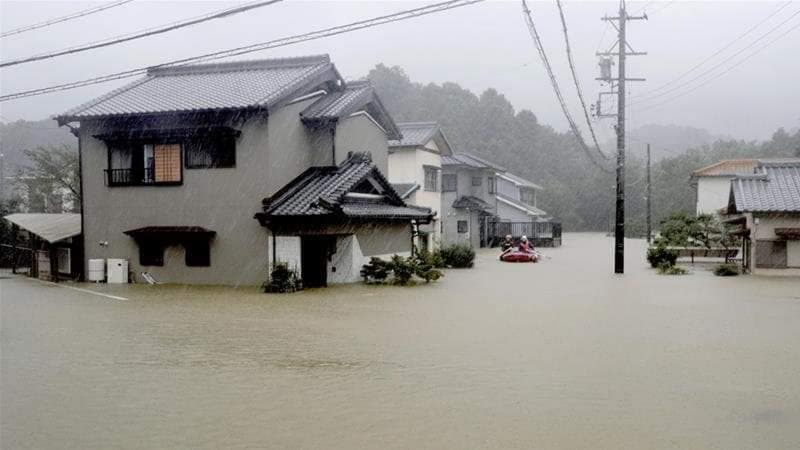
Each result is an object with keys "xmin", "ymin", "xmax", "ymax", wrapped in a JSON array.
[
  {"xmin": 123, "ymin": 226, "xmax": 216, "ymax": 241},
  {"xmin": 3, "ymin": 213, "xmax": 81, "ymax": 243}
]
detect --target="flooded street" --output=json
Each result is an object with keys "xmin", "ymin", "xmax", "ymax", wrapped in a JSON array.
[{"xmin": 2, "ymin": 233, "xmax": 800, "ymax": 449}]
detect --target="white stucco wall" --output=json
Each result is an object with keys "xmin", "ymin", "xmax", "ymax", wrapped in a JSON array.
[
  {"xmin": 696, "ymin": 177, "xmax": 733, "ymax": 215},
  {"xmin": 388, "ymin": 142, "xmax": 443, "ymax": 248}
]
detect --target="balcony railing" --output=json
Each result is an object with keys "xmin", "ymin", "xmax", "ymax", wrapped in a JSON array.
[
  {"xmin": 487, "ymin": 220, "xmax": 562, "ymax": 247},
  {"xmin": 105, "ymin": 168, "xmax": 181, "ymax": 187}
]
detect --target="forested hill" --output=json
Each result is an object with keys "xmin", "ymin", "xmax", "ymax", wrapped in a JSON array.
[
  {"xmin": 0, "ymin": 119, "xmax": 76, "ymax": 170},
  {"xmin": 367, "ymin": 64, "xmax": 800, "ymax": 233}
]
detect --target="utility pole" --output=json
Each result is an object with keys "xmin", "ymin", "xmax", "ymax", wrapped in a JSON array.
[
  {"xmin": 596, "ymin": 0, "xmax": 646, "ymax": 274},
  {"xmin": 646, "ymin": 143, "xmax": 651, "ymax": 243}
]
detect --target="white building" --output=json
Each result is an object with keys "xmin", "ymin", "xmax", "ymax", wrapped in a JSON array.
[
  {"xmin": 691, "ymin": 159, "xmax": 757, "ymax": 215},
  {"xmin": 388, "ymin": 122, "xmax": 454, "ymax": 251}
]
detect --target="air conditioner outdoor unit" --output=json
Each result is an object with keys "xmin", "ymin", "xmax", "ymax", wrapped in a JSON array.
[{"xmin": 106, "ymin": 259, "xmax": 129, "ymax": 284}]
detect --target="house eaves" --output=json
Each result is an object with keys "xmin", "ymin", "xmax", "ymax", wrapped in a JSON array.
[{"xmin": 55, "ymin": 55, "xmax": 344, "ymax": 124}]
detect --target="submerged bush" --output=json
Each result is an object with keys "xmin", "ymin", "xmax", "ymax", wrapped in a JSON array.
[
  {"xmin": 416, "ymin": 249, "xmax": 445, "ymax": 269},
  {"xmin": 361, "ymin": 254, "xmax": 443, "ymax": 285},
  {"xmin": 438, "ymin": 244, "xmax": 475, "ymax": 268},
  {"xmin": 657, "ymin": 263, "xmax": 688, "ymax": 275},
  {"xmin": 264, "ymin": 262, "xmax": 302, "ymax": 293},
  {"xmin": 713, "ymin": 263, "xmax": 740, "ymax": 277},
  {"xmin": 360, "ymin": 257, "xmax": 392, "ymax": 284},
  {"xmin": 647, "ymin": 245, "xmax": 678, "ymax": 269}
]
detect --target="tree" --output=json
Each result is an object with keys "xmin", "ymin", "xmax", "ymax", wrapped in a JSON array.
[{"xmin": 17, "ymin": 144, "xmax": 80, "ymax": 213}]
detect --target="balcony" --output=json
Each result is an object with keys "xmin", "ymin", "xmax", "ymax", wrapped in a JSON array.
[{"xmin": 105, "ymin": 168, "xmax": 182, "ymax": 187}]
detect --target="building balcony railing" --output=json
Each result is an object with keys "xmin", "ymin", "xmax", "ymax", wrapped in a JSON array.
[{"xmin": 104, "ymin": 168, "xmax": 182, "ymax": 187}]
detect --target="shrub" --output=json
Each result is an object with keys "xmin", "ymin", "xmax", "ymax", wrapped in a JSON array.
[
  {"xmin": 360, "ymin": 257, "xmax": 392, "ymax": 284},
  {"xmin": 264, "ymin": 262, "xmax": 302, "ymax": 293},
  {"xmin": 713, "ymin": 263, "xmax": 739, "ymax": 277},
  {"xmin": 657, "ymin": 263, "xmax": 688, "ymax": 275},
  {"xmin": 438, "ymin": 244, "xmax": 475, "ymax": 268},
  {"xmin": 647, "ymin": 245, "xmax": 678, "ymax": 268},
  {"xmin": 390, "ymin": 254, "xmax": 415, "ymax": 285},
  {"xmin": 413, "ymin": 253, "xmax": 444, "ymax": 283},
  {"xmin": 360, "ymin": 254, "xmax": 443, "ymax": 285},
  {"xmin": 416, "ymin": 249, "xmax": 445, "ymax": 269}
]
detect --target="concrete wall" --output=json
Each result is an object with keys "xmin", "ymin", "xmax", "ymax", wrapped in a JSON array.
[
  {"xmin": 79, "ymin": 97, "xmax": 329, "ymax": 286},
  {"xmin": 335, "ymin": 113, "xmax": 388, "ymax": 174},
  {"xmin": 696, "ymin": 177, "xmax": 732, "ymax": 215}
]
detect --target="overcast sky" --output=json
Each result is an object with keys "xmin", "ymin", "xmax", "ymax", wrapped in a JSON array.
[{"xmin": 1, "ymin": 0, "xmax": 798, "ymax": 141}]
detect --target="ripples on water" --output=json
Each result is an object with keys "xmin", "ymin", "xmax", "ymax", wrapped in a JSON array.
[{"xmin": 2, "ymin": 234, "xmax": 800, "ymax": 449}]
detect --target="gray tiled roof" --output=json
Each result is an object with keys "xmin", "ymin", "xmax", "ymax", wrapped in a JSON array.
[
  {"xmin": 442, "ymin": 152, "xmax": 505, "ymax": 171},
  {"xmin": 300, "ymin": 81, "xmax": 373, "ymax": 120},
  {"xmin": 300, "ymin": 80, "xmax": 401, "ymax": 139},
  {"xmin": 391, "ymin": 183, "xmax": 419, "ymax": 199},
  {"xmin": 388, "ymin": 122, "xmax": 439, "ymax": 147},
  {"xmin": 730, "ymin": 160, "xmax": 800, "ymax": 213},
  {"xmin": 260, "ymin": 153, "xmax": 432, "ymax": 221},
  {"xmin": 452, "ymin": 196, "xmax": 493, "ymax": 211},
  {"xmin": 57, "ymin": 55, "xmax": 341, "ymax": 121}
]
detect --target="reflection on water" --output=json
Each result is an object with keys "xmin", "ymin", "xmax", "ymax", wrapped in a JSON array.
[{"xmin": 2, "ymin": 234, "xmax": 800, "ymax": 449}]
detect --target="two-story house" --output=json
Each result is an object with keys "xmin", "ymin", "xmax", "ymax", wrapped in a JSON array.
[
  {"xmin": 387, "ymin": 122, "xmax": 454, "ymax": 252},
  {"xmin": 691, "ymin": 159, "xmax": 758, "ymax": 215},
  {"xmin": 56, "ymin": 55, "xmax": 431, "ymax": 287},
  {"xmin": 440, "ymin": 152, "xmax": 503, "ymax": 248},
  {"xmin": 494, "ymin": 172, "xmax": 548, "ymax": 223}
]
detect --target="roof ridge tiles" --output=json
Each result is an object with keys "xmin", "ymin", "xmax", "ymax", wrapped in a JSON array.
[{"xmin": 147, "ymin": 55, "xmax": 331, "ymax": 77}]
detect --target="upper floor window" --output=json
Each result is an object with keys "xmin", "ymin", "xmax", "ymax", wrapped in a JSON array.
[
  {"xmin": 442, "ymin": 174, "xmax": 457, "ymax": 192},
  {"xmin": 107, "ymin": 142, "xmax": 182, "ymax": 186},
  {"xmin": 424, "ymin": 166, "xmax": 439, "ymax": 192},
  {"xmin": 185, "ymin": 135, "xmax": 236, "ymax": 169},
  {"xmin": 471, "ymin": 176, "xmax": 482, "ymax": 187},
  {"xmin": 488, "ymin": 176, "xmax": 496, "ymax": 194}
]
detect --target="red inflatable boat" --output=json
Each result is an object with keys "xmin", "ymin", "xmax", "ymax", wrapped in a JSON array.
[{"xmin": 499, "ymin": 250, "xmax": 539, "ymax": 263}]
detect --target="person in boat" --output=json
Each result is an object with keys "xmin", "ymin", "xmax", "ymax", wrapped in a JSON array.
[
  {"xmin": 500, "ymin": 234, "xmax": 514, "ymax": 252},
  {"xmin": 518, "ymin": 235, "xmax": 534, "ymax": 254}
]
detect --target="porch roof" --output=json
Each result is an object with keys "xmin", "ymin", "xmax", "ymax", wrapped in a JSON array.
[
  {"xmin": 257, "ymin": 152, "xmax": 433, "ymax": 224},
  {"xmin": 123, "ymin": 226, "xmax": 216, "ymax": 240},
  {"xmin": 3, "ymin": 213, "xmax": 81, "ymax": 244}
]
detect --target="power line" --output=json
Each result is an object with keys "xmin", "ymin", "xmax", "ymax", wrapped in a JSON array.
[
  {"xmin": 555, "ymin": 0, "xmax": 608, "ymax": 158},
  {"xmin": 631, "ymin": 18, "xmax": 800, "ymax": 114},
  {"xmin": 520, "ymin": 0, "xmax": 613, "ymax": 173},
  {"xmin": 0, "ymin": 0, "xmax": 485, "ymax": 102},
  {"xmin": 0, "ymin": 0, "xmax": 284, "ymax": 68},
  {"xmin": 0, "ymin": 0, "xmax": 135, "ymax": 39},
  {"xmin": 631, "ymin": 10, "xmax": 800, "ymax": 108},
  {"xmin": 631, "ymin": 2, "xmax": 795, "ymax": 101}
]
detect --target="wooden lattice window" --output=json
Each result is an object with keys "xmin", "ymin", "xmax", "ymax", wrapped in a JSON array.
[{"xmin": 154, "ymin": 144, "xmax": 182, "ymax": 183}]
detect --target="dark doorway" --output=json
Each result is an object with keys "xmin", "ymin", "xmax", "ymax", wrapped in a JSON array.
[{"xmin": 301, "ymin": 235, "xmax": 335, "ymax": 288}]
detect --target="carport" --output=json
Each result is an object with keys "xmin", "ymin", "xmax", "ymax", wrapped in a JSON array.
[{"xmin": 3, "ymin": 213, "xmax": 83, "ymax": 281}]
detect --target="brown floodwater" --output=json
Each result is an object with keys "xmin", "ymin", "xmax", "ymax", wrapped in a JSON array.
[{"xmin": 2, "ymin": 233, "xmax": 800, "ymax": 449}]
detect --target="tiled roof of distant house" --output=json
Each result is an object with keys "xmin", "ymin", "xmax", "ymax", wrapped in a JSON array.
[
  {"xmin": 257, "ymin": 153, "xmax": 432, "ymax": 222},
  {"xmin": 57, "ymin": 55, "xmax": 342, "ymax": 122},
  {"xmin": 729, "ymin": 160, "xmax": 800, "ymax": 213},
  {"xmin": 388, "ymin": 122, "xmax": 439, "ymax": 147},
  {"xmin": 692, "ymin": 159, "xmax": 758, "ymax": 177},
  {"xmin": 300, "ymin": 80, "xmax": 401, "ymax": 140},
  {"xmin": 441, "ymin": 152, "xmax": 505, "ymax": 171},
  {"xmin": 499, "ymin": 172, "xmax": 543, "ymax": 190},
  {"xmin": 388, "ymin": 122, "xmax": 455, "ymax": 156},
  {"xmin": 391, "ymin": 183, "xmax": 419, "ymax": 199},
  {"xmin": 452, "ymin": 195, "xmax": 493, "ymax": 211}
]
